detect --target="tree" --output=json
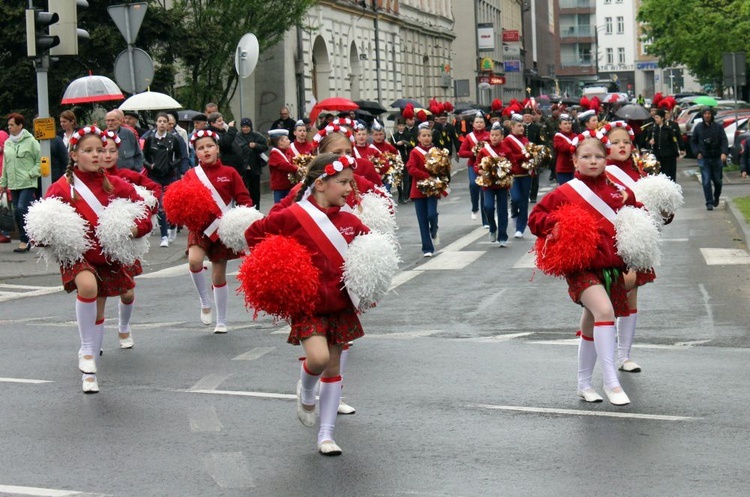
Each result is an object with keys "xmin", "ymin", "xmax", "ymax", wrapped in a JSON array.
[{"xmin": 637, "ymin": 0, "xmax": 750, "ymax": 95}]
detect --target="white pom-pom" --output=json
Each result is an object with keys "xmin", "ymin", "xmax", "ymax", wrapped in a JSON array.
[
  {"xmin": 96, "ymin": 198, "xmax": 150, "ymax": 266},
  {"xmin": 25, "ymin": 197, "xmax": 93, "ymax": 266},
  {"xmin": 615, "ymin": 206, "xmax": 661, "ymax": 271},
  {"xmin": 632, "ymin": 174, "xmax": 684, "ymax": 222},
  {"xmin": 133, "ymin": 184, "xmax": 158, "ymax": 210},
  {"xmin": 218, "ymin": 206, "xmax": 264, "ymax": 253},
  {"xmin": 343, "ymin": 232, "xmax": 400, "ymax": 312},
  {"xmin": 354, "ymin": 192, "xmax": 398, "ymax": 242}
]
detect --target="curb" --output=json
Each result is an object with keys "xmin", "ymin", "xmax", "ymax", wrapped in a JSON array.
[{"xmin": 726, "ymin": 198, "xmax": 750, "ymax": 248}]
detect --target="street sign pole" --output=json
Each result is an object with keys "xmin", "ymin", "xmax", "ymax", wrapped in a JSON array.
[
  {"xmin": 35, "ymin": 55, "xmax": 52, "ymax": 193},
  {"xmin": 125, "ymin": 10, "xmax": 136, "ymax": 93},
  {"xmin": 237, "ymin": 45, "xmax": 244, "ymax": 121}
]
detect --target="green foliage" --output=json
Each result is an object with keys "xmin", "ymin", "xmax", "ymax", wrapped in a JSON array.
[{"xmin": 637, "ymin": 0, "xmax": 750, "ymax": 92}]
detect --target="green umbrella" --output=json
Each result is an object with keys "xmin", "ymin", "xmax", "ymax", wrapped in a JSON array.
[{"xmin": 694, "ymin": 96, "xmax": 718, "ymax": 106}]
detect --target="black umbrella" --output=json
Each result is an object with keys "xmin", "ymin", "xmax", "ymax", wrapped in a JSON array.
[
  {"xmin": 559, "ymin": 97, "xmax": 580, "ymax": 106},
  {"xmin": 454, "ymin": 102, "xmax": 479, "ymax": 113},
  {"xmin": 354, "ymin": 100, "xmax": 387, "ymax": 115},
  {"xmin": 615, "ymin": 104, "xmax": 650, "ymax": 120},
  {"xmin": 178, "ymin": 109, "xmax": 201, "ymax": 121},
  {"xmin": 390, "ymin": 98, "xmax": 423, "ymax": 109}
]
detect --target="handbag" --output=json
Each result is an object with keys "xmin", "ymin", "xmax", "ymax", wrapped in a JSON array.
[{"xmin": 0, "ymin": 191, "xmax": 16, "ymax": 232}]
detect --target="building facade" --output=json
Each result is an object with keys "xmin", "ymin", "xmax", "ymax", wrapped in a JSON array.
[
  {"xmin": 596, "ymin": 0, "xmax": 636, "ymax": 95},
  {"xmin": 523, "ymin": 0, "xmax": 557, "ymax": 96},
  {"xmin": 552, "ymin": 0, "xmax": 597, "ymax": 97}
]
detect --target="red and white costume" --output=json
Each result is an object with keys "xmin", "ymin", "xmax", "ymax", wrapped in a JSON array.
[
  {"xmin": 501, "ymin": 132, "xmax": 532, "ymax": 176},
  {"xmin": 457, "ymin": 129, "xmax": 490, "ymax": 167},
  {"xmin": 372, "ymin": 140, "xmax": 398, "ymax": 155},
  {"xmin": 474, "ymin": 141, "xmax": 509, "ymax": 190},
  {"xmin": 406, "ymin": 145, "xmax": 435, "ymax": 199},
  {"xmin": 287, "ymin": 140, "xmax": 314, "ymax": 158},
  {"xmin": 268, "ymin": 147, "xmax": 297, "ymax": 191},
  {"xmin": 353, "ymin": 143, "xmax": 382, "ymax": 161},
  {"xmin": 553, "ymin": 131, "xmax": 576, "ymax": 175}
]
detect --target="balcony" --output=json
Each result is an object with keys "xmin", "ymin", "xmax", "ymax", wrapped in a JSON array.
[
  {"xmin": 560, "ymin": 25, "xmax": 595, "ymax": 38},
  {"xmin": 560, "ymin": 55, "xmax": 595, "ymax": 68},
  {"xmin": 559, "ymin": 0, "xmax": 595, "ymax": 9}
]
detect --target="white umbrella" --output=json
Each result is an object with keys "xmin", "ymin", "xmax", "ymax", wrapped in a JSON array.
[
  {"xmin": 119, "ymin": 90, "xmax": 182, "ymax": 111},
  {"xmin": 62, "ymin": 75, "xmax": 124, "ymax": 105}
]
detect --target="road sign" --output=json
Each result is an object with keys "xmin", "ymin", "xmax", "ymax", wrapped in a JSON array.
[
  {"xmin": 107, "ymin": 2, "xmax": 147, "ymax": 45},
  {"xmin": 477, "ymin": 75, "xmax": 506, "ymax": 86},
  {"xmin": 502, "ymin": 44, "xmax": 520, "ymax": 58},
  {"xmin": 504, "ymin": 60, "xmax": 521, "ymax": 72},
  {"xmin": 33, "ymin": 117, "xmax": 56, "ymax": 140},
  {"xmin": 235, "ymin": 33, "xmax": 259, "ymax": 79},
  {"xmin": 502, "ymin": 30, "xmax": 519, "ymax": 43},
  {"xmin": 114, "ymin": 47, "xmax": 154, "ymax": 94},
  {"xmin": 723, "ymin": 52, "xmax": 747, "ymax": 88}
]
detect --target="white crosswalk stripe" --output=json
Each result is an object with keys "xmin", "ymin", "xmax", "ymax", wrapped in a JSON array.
[{"xmin": 0, "ymin": 284, "xmax": 63, "ymax": 303}]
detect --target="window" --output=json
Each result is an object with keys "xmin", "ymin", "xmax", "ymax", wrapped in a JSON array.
[
  {"xmin": 606, "ymin": 48, "xmax": 613, "ymax": 64},
  {"xmin": 618, "ymin": 47, "xmax": 625, "ymax": 64},
  {"xmin": 617, "ymin": 16, "xmax": 624, "ymax": 34},
  {"xmin": 605, "ymin": 17, "xmax": 612, "ymax": 35}
]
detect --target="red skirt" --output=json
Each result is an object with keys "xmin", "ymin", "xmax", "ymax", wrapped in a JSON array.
[
  {"xmin": 125, "ymin": 260, "xmax": 143, "ymax": 278},
  {"xmin": 566, "ymin": 269, "xmax": 630, "ymax": 317},
  {"xmin": 188, "ymin": 230, "xmax": 241, "ymax": 262},
  {"xmin": 61, "ymin": 260, "xmax": 136, "ymax": 297},
  {"xmin": 288, "ymin": 307, "xmax": 364, "ymax": 346}
]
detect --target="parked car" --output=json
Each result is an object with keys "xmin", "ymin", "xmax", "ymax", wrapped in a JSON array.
[
  {"xmin": 679, "ymin": 105, "xmax": 750, "ymax": 157},
  {"xmin": 730, "ymin": 123, "xmax": 750, "ymax": 165}
]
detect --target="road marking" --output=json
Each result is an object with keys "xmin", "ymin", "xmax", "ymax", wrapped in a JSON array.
[
  {"xmin": 699, "ymin": 283, "xmax": 715, "ymax": 336},
  {"xmin": 661, "ymin": 238, "xmax": 689, "ymax": 242},
  {"xmin": 471, "ymin": 404, "xmax": 698, "ymax": 421},
  {"xmin": 672, "ymin": 207, "xmax": 721, "ymax": 220},
  {"xmin": 232, "ymin": 347, "xmax": 275, "ymax": 361},
  {"xmin": 189, "ymin": 374, "xmax": 232, "ymax": 391},
  {"xmin": 203, "ymin": 452, "xmax": 255, "ymax": 489},
  {"xmin": 271, "ymin": 325, "xmax": 290, "ymax": 335},
  {"xmin": 185, "ymin": 389, "xmax": 295, "ymax": 400},
  {"xmin": 527, "ymin": 339, "xmax": 715, "ymax": 349},
  {"xmin": 0, "ymin": 284, "xmax": 63, "ymax": 303},
  {"xmin": 419, "ymin": 251, "xmax": 484, "ymax": 270},
  {"xmin": 0, "ymin": 484, "xmax": 105, "ymax": 496},
  {"xmin": 512, "ymin": 251, "xmax": 536, "ymax": 269},
  {"xmin": 441, "ymin": 227, "xmax": 487, "ymax": 252},
  {"xmin": 363, "ymin": 330, "xmax": 441, "ymax": 339},
  {"xmin": 389, "ymin": 270, "xmax": 422, "ymax": 290},
  {"xmin": 469, "ymin": 332, "xmax": 533, "ymax": 343},
  {"xmin": 0, "ymin": 377, "xmax": 52, "ymax": 384},
  {"xmin": 700, "ymin": 247, "xmax": 750, "ymax": 265},
  {"xmin": 136, "ymin": 264, "xmax": 189, "ymax": 279},
  {"xmin": 0, "ymin": 317, "xmax": 54, "ymax": 325},
  {"xmin": 188, "ymin": 405, "xmax": 224, "ymax": 432}
]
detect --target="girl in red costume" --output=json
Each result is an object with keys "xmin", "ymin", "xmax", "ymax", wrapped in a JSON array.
[
  {"xmin": 101, "ymin": 130, "xmax": 161, "ymax": 349},
  {"xmin": 267, "ymin": 129, "xmax": 297, "ymax": 203},
  {"xmin": 407, "ymin": 122, "xmax": 443, "ymax": 257},
  {"xmin": 553, "ymin": 113, "xmax": 576, "ymax": 185},
  {"xmin": 370, "ymin": 121, "xmax": 398, "ymax": 155},
  {"xmin": 458, "ymin": 112, "xmax": 490, "ymax": 225},
  {"xmin": 529, "ymin": 131, "xmax": 638, "ymax": 406},
  {"xmin": 44, "ymin": 126, "xmax": 152, "ymax": 393},
  {"xmin": 184, "ymin": 130, "xmax": 253, "ymax": 334},
  {"xmin": 502, "ymin": 114, "xmax": 533, "ymax": 238},
  {"xmin": 287, "ymin": 120, "xmax": 313, "ymax": 158},
  {"xmin": 474, "ymin": 121, "xmax": 510, "ymax": 246},
  {"xmin": 352, "ymin": 123, "xmax": 382, "ymax": 160},
  {"xmin": 244, "ymin": 154, "xmax": 370, "ymax": 456}
]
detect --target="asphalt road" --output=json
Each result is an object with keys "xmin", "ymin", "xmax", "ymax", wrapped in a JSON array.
[{"xmin": 0, "ymin": 159, "xmax": 749, "ymax": 497}]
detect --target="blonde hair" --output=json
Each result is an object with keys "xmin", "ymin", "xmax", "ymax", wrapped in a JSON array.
[{"xmin": 65, "ymin": 133, "xmax": 114, "ymax": 200}]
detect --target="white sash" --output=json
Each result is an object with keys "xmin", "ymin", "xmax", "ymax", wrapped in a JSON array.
[
  {"xmin": 555, "ymin": 132, "xmax": 573, "ymax": 145},
  {"xmin": 567, "ymin": 178, "xmax": 617, "ymax": 225},
  {"xmin": 605, "ymin": 165, "xmax": 638, "ymax": 191},
  {"xmin": 413, "ymin": 146, "xmax": 427, "ymax": 158},
  {"xmin": 353, "ymin": 147, "xmax": 362, "ymax": 159},
  {"xmin": 508, "ymin": 134, "xmax": 527, "ymax": 154},
  {"xmin": 72, "ymin": 173, "xmax": 105, "ymax": 219},
  {"xmin": 272, "ymin": 147, "xmax": 291, "ymax": 164},
  {"xmin": 298, "ymin": 198, "xmax": 360, "ymax": 309},
  {"xmin": 483, "ymin": 143, "xmax": 499, "ymax": 158},
  {"xmin": 290, "ymin": 142, "xmax": 300, "ymax": 157},
  {"xmin": 467, "ymin": 132, "xmax": 478, "ymax": 147},
  {"xmin": 195, "ymin": 166, "xmax": 232, "ymax": 238}
]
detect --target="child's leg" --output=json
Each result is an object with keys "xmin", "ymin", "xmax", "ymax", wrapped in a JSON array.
[
  {"xmin": 188, "ymin": 245, "xmax": 212, "ymax": 324},
  {"xmin": 580, "ymin": 285, "xmax": 624, "ymax": 396},
  {"xmin": 211, "ymin": 260, "xmax": 228, "ymax": 332},
  {"xmin": 337, "ymin": 344, "xmax": 355, "ymax": 414},
  {"xmin": 577, "ymin": 308, "xmax": 599, "ymax": 397},
  {"xmin": 118, "ymin": 288, "xmax": 135, "ymax": 347},
  {"xmin": 413, "ymin": 199, "xmax": 434, "ymax": 254},
  {"xmin": 75, "ymin": 271, "xmax": 98, "ymax": 367},
  {"xmin": 617, "ymin": 285, "xmax": 640, "ymax": 370},
  {"xmin": 299, "ymin": 336, "xmax": 329, "ymax": 407},
  {"xmin": 318, "ymin": 344, "xmax": 343, "ymax": 454},
  {"xmin": 427, "ymin": 197, "xmax": 439, "ymax": 241}
]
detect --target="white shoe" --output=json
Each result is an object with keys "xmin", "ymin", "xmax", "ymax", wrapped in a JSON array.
[
  {"xmin": 160, "ymin": 236, "xmax": 169, "ymax": 248},
  {"xmin": 432, "ymin": 235, "xmax": 440, "ymax": 245},
  {"xmin": 577, "ymin": 388, "xmax": 604, "ymax": 403},
  {"xmin": 296, "ymin": 380, "xmax": 317, "ymax": 427},
  {"xmin": 618, "ymin": 359, "xmax": 641, "ymax": 373},
  {"xmin": 423, "ymin": 252, "xmax": 433, "ymax": 257},
  {"xmin": 471, "ymin": 212, "xmax": 478, "ymax": 220},
  {"xmin": 200, "ymin": 308, "xmax": 212, "ymax": 325},
  {"xmin": 603, "ymin": 386, "xmax": 631, "ymax": 406},
  {"xmin": 514, "ymin": 231, "xmax": 524, "ymax": 239},
  {"xmin": 168, "ymin": 228, "xmax": 177, "ymax": 242},
  {"xmin": 482, "ymin": 224, "xmax": 490, "ymax": 229},
  {"xmin": 213, "ymin": 324, "xmax": 227, "ymax": 334},
  {"xmin": 498, "ymin": 240, "xmax": 509, "ymax": 248},
  {"xmin": 78, "ymin": 355, "xmax": 96, "ymax": 374},
  {"xmin": 337, "ymin": 400, "xmax": 356, "ymax": 415},
  {"xmin": 488, "ymin": 232, "xmax": 497, "ymax": 243},
  {"xmin": 82, "ymin": 377, "xmax": 99, "ymax": 394},
  {"xmin": 119, "ymin": 331, "xmax": 134, "ymax": 349},
  {"xmin": 318, "ymin": 440, "xmax": 342, "ymax": 456}
]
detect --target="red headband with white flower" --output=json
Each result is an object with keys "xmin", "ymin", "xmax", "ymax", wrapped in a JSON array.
[
  {"xmin": 312, "ymin": 125, "xmax": 355, "ymax": 148},
  {"xmin": 69, "ymin": 125, "xmax": 107, "ymax": 150},
  {"xmin": 570, "ymin": 129, "xmax": 611, "ymax": 154},
  {"xmin": 322, "ymin": 155, "xmax": 356, "ymax": 178},
  {"xmin": 602, "ymin": 121, "xmax": 635, "ymax": 138},
  {"xmin": 332, "ymin": 118, "xmax": 355, "ymax": 128},
  {"xmin": 190, "ymin": 129, "xmax": 220, "ymax": 146},
  {"xmin": 103, "ymin": 130, "xmax": 122, "ymax": 148}
]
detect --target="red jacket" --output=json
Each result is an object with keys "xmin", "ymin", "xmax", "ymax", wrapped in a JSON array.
[
  {"xmin": 406, "ymin": 145, "xmax": 434, "ymax": 199},
  {"xmin": 457, "ymin": 129, "xmax": 490, "ymax": 166},
  {"xmin": 528, "ymin": 172, "xmax": 638, "ymax": 271},
  {"xmin": 287, "ymin": 140, "xmax": 313, "ymax": 158},
  {"xmin": 268, "ymin": 147, "xmax": 297, "ymax": 190},
  {"xmin": 553, "ymin": 132, "xmax": 576, "ymax": 174},
  {"xmin": 244, "ymin": 196, "xmax": 370, "ymax": 315},
  {"xmin": 501, "ymin": 133, "xmax": 531, "ymax": 176},
  {"xmin": 353, "ymin": 157, "xmax": 383, "ymax": 186},
  {"xmin": 474, "ymin": 141, "xmax": 508, "ymax": 190},
  {"xmin": 372, "ymin": 141, "xmax": 398, "ymax": 155},
  {"xmin": 183, "ymin": 160, "xmax": 253, "ymax": 210},
  {"xmin": 45, "ymin": 170, "xmax": 152, "ymax": 266},
  {"xmin": 107, "ymin": 165, "xmax": 163, "ymax": 201},
  {"xmin": 269, "ymin": 174, "xmax": 379, "ymax": 215},
  {"xmin": 353, "ymin": 143, "xmax": 382, "ymax": 161},
  {"xmin": 606, "ymin": 158, "xmax": 645, "ymax": 183}
]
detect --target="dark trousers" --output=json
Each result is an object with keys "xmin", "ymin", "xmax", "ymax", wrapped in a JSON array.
[
  {"xmin": 483, "ymin": 188, "xmax": 509, "ymax": 241},
  {"xmin": 698, "ymin": 157, "xmax": 723, "ymax": 205},
  {"xmin": 510, "ymin": 176, "xmax": 532, "ymax": 234},
  {"xmin": 658, "ymin": 156, "xmax": 678, "ymax": 183},
  {"xmin": 244, "ymin": 170, "xmax": 261, "ymax": 210},
  {"xmin": 398, "ymin": 169, "xmax": 412, "ymax": 203},
  {"xmin": 530, "ymin": 173, "xmax": 539, "ymax": 202},
  {"xmin": 273, "ymin": 189, "xmax": 290, "ymax": 204},
  {"xmin": 413, "ymin": 197, "xmax": 438, "ymax": 254},
  {"xmin": 10, "ymin": 188, "xmax": 36, "ymax": 243}
]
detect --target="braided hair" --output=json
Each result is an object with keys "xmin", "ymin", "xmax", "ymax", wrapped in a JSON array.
[{"xmin": 293, "ymin": 153, "xmax": 358, "ymax": 202}]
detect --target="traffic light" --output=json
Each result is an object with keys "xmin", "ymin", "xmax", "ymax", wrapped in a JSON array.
[
  {"xmin": 49, "ymin": 0, "xmax": 89, "ymax": 56},
  {"xmin": 26, "ymin": 8, "xmax": 60, "ymax": 57}
]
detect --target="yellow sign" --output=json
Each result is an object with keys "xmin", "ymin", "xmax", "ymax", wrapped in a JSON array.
[
  {"xmin": 480, "ymin": 57, "xmax": 494, "ymax": 72},
  {"xmin": 40, "ymin": 157, "xmax": 51, "ymax": 177},
  {"xmin": 33, "ymin": 117, "xmax": 57, "ymax": 140}
]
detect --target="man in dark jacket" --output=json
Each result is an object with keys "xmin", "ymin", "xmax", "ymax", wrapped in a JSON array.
[
  {"xmin": 207, "ymin": 112, "xmax": 244, "ymax": 176},
  {"xmin": 647, "ymin": 109, "xmax": 681, "ymax": 182},
  {"xmin": 270, "ymin": 107, "xmax": 296, "ymax": 135},
  {"xmin": 238, "ymin": 117, "xmax": 268, "ymax": 209},
  {"xmin": 691, "ymin": 107, "xmax": 728, "ymax": 210}
]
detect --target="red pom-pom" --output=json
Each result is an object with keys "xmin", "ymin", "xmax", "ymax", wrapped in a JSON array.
[
  {"xmin": 652, "ymin": 92, "xmax": 663, "ymax": 106},
  {"xmin": 237, "ymin": 235, "xmax": 320, "ymax": 321},
  {"xmin": 590, "ymin": 96, "xmax": 601, "ymax": 113},
  {"xmin": 491, "ymin": 98, "xmax": 503, "ymax": 112},
  {"xmin": 162, "ymin": 177, "xmax": 221, "ymax": 232},
  {"xmin": 443, "ymin": 101, "xmax": 454, "ymax": 112},
  {"xmin": 416, "ymin": 109, "xmax": 428, "ymax": 122},
  {"xmin": 402, "ymin": 103, "xmax": 415, "ymax": 120},
  {"xmin": 429, "ymin": 98, "xmax": 441, "ymax": 115},
  {"xmin": 534, "ymin": 203, "xmax": 600, "ymax": 277},
  {"xmin": 580, "ymin": 96, "xmax": 590, "ymax": 110}
]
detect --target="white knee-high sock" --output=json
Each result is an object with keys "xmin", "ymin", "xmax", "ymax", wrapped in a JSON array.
[
  {"xmin": 617, "ymin": 310, "xmax": 638, "ymax": 362},
  {"xmin": 93, "ymin": 319, "xmax": 105, "ymax": 363},
  {"xmin": 300, "ymin": 360, "xmax": 320, "ymax": 406},
  {"xmin": 189, "ymin": 267, "xmax": 211, "ymax": 309},
  {"xmin": 593, "ymin": 321, "xmax": 620, "ymax": 390},
  {"xmin": 76, "ymin": 295, "xmax": 98, "ymax": 358},
  {"xmin": 318, "ymin": 375, "xmax": 342, "ymax": 444},
  {"xmin": 577, "ymin": 331, "xmax": 598, "ymax": 391},
  {"xmin": 118, "ymin": 299, "xmax": 134, "ymax": 333},
  {"xmin": 213, "ymin": 283, "xmax": 228, "ymax": 326},
  {"xmin": 339, "ymin": 345, "xmax": 349, "ymax": 377}
]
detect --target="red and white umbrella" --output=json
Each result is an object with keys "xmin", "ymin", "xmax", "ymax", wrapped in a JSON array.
[{"xmin": 62, "ymin": 75, "xmax": 124, "ymax": 105}]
